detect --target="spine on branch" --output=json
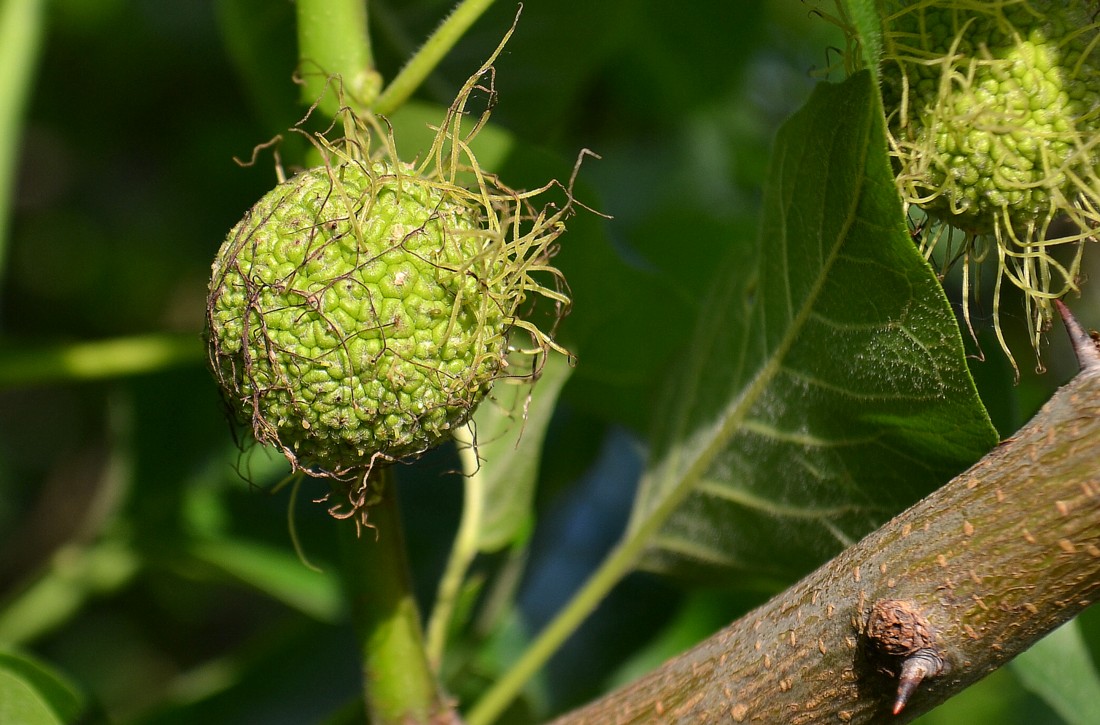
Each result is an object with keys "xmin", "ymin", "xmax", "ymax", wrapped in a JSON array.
[{"xmin": 552, "ymin": 305, "xmax": 1100, "ymax": 724}]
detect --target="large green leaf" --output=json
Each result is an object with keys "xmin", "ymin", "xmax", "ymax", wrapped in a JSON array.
[{"xmin": 628, "ymin": 71, "xmax": 999, "ymax": 582}]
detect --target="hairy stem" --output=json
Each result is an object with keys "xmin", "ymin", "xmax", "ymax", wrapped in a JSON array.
[
  {"xmin": 372, "ymin": 0, "xmax": 497, "ymax": 117},
  {"xmin": 551, "ymin": 348, "xmax": 1100, "ymax": 723},
  {"xmin": 296, "ymin": 0, "xmax": 380, "ymax": 117},
  {"xmin": 335, "ymin": 470, "xmax": 458, "ymax": 724}
]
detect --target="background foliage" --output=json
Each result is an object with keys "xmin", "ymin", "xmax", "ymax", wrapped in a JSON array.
[{"xmin": 2, "ymin": 1, "xmax": 1099, "ymax": 723}]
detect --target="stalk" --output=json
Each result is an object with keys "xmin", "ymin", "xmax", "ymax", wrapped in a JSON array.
[
  {"xmin": 295, "ymin": 0, "xmax": 381, "ymax": 116},
  {"xmin": 373, "ymin": 0, "xmax": 497, "ymax": 116},
  {"xmin": 335, "ymin": 469, "xmax": 459, "ymax": 724}
]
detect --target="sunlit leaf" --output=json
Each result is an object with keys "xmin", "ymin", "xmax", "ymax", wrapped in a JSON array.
[
  {"xmin": 188, "ymin": 538, "xmax": 342, "ymax": 622},
  {"xmin": 628, "ymin": 71, "xmax": 998, "ymax": 582}
]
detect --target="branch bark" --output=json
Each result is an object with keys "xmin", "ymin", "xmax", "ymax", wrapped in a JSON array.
[{"xmin": 553, "ymin": 307, "xmax": 1100, "ymax": 724}]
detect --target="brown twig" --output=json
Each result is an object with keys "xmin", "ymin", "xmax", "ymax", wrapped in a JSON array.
[{"xmin": 552, "ymin": 304, "xmax": 1100, "ymax": 724}]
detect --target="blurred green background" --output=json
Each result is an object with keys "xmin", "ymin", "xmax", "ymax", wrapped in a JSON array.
[{"xmin": 1, "ymin": 1, "xmax": 1098, "ymax": 723}]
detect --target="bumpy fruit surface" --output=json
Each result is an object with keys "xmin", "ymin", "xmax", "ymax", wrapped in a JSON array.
[
  {"xmin": 881, "ymin": 0, "xmax": 1100, "ymax": 237},
  {"xmin": 207, "ymin": 161, "xmax": 509, "ymax": 473}
]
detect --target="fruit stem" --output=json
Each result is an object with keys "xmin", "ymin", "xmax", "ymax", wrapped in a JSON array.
[
  {"xmin": 295, "ymin": 0, "xmax": 381, "ymax": 117},
  {"xmin": 335, "ymin": 469, "xmax": 457, "ymax": 725},
  {"xmin": 372, "ymin": 0, "xmax": 498, "ymax": 117}
]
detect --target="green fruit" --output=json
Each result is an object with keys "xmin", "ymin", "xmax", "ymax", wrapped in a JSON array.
[
  {"xmin": 207, "ymin": 160, "xmax": 515, "ymax": 474},
  {"xmin": 881, "ymin": 0, "xmax": 1100, "ymax": 238},
  {"xmin": 872, "ymin": 0, "xmax": 1100, "ymax": 367}
]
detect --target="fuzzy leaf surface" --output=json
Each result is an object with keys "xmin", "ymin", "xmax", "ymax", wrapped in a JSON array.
[{"xmin": 628, "ymin": 71, "xmax": 999, "ymax": 582}]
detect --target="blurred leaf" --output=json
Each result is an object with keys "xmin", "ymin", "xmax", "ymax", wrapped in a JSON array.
[
  {"xmin": 0, "ymin": 0, "xmax": 46, "ymax": 272},
  {"xmin": 1077, "ymin": 604, "xmax": 1100, "ymax": 682},
  {"xmin": 0, "ymin": 539, "xmax": 139, "ymax": 646},
  {"xmin": 0, "ymin": 334, "xmax": 202, "ymax": 390},
  {"xmin": 0, "ymin": 650, "xmax": 100, "ymax": 725},
  {"xmin": 388, "ymin": 100, "xmax": 515, "ymax": 171},
  {"xmin": 1013, "ymin": 619, "xmax": 1100, "ymax": 725},
  {"xmin": 428, "ymin": 355, "xmax": 572, "ymax": 665},
  {"xmin": 613, "ymin": 1, "xmax": 766, "ymax": 120},
  {"xmin": 214, "ymin": 0, "xmax": 298, "ymax": 133},
  {"xmin": 628, "ymin": 71, "xmax": 998, "ymax": 582},
  {"xmin": 188, "ymin": 538, "xmax": 342, "ymax": 623},
  {"xmin": 912, "ymin": 665, "xmax": 1059, "ymax": 725}
]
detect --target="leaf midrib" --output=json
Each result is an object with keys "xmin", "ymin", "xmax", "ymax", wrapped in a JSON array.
[{"xmin": 627, "ymin": 96, "xmax": 872, "ymax": 559}]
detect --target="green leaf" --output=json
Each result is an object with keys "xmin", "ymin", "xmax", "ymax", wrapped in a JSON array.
[
  {"xmin": 0, "ymin": 539, "xmax": 139, "ymax": 646},
  {"xmin": 427, "ymin": 355, "xmax": 572, "ymax": 663},
  {"xmin": 0, "ymin": 0, "xmax": 46, "ymax": 275},
  {"xmin": 628, "ymin": 71, "xmax": 998, "ymax": 582},
  {"xmin": 1012, "ymin": 619, "xmax": 1100, "ymax": 725},
  {"xmin": 188, "ymin": 538, "xmax": 342, "ymax": 622},
  {"xmin": 389, "ymin": 100, "xmax": 515, "ymax": 174},
  {"xmin": 0, "ymin": 650, "xmax": 99, "ymax": 725},
  {"xmin": 0, "ymin": 333, "xmax": 203, "ymax": 389},
  {"xmin": 463, "ymin": 353, "xmax": 573, "ymax": 552}
]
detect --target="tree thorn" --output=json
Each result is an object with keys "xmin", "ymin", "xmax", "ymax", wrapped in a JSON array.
[
  {"xmin": 866, "ymin": 599, "xmax": 947, "ymax": 716},
  {"xmin": 892, "ymin": 651, "xmax": 942, "ymax": 715},
  {"xmin": 1054, "ymin": 299, "xmax": 1100, "ymax": 374}
]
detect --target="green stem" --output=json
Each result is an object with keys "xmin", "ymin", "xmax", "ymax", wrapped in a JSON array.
[
  {"xmin": 296, "ymin": 0, "xmax": 381, "ymax": 117},
  {"xmin": 0, "ymin": 0, "xmax": 46, "ymax": 282},
  {"xmin": 336, "ymin": 469, "xmax": 455, "ymax": 724},
  {"xmin": 465, "ymin": 533, "xmax": 649, "ymax": 725},
  {"xmin": 372, "ymin": 0, "xmax": 497, "ymax": 116},
  {"xmin": 425, "ymin": 423, "xmax": 484, "ymax": 668},
  {"xmin": 0, "ymin": 333, "xmax": 204, "ymax": 389}
]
